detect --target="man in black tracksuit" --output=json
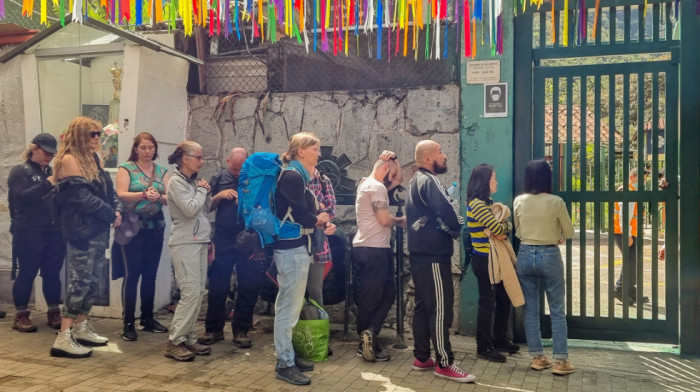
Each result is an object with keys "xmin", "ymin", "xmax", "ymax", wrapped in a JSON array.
[{"xmin": 406, "ymin": 140, "xmax": 475, "ymax": 383}]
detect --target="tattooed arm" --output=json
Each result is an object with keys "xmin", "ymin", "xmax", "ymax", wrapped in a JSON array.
[{"xmin": 372, "ymin": 200, "xmax": 406, "ymax": 228}]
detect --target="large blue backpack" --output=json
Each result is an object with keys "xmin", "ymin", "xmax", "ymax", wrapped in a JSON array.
[{"xmin": 237, "ymin": 152, "xmax": 305, "ymax": 247}]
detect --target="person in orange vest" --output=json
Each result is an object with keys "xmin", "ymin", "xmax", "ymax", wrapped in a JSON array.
[{"xmin": 613, "ymin": 167, "xmax": 650, "ymax": 306}]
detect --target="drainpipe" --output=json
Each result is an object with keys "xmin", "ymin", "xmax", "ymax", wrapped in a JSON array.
[{"xmin": 195, "ymin": 26, "xmax": 207, "ymax": 94}]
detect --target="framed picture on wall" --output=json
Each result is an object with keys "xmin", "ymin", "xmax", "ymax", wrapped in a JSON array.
[{"xmin": 82, "ymin": 104, "xmax": 118, "ymax": 169}]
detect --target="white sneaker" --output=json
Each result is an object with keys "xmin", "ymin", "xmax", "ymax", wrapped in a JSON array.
[
  {"xmin": 50, "ymin": 329, "xmax": 92, "ymax": 358},
  {"xmin": 73, "ymin": 319, "xmax": 109, "ymax": 346}
]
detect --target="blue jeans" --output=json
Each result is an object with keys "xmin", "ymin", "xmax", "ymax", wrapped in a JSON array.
[
  {"xmin": 516, "ymin": 244, "xmax": 568, "ymax": 360},
  {"xmin": 273, "ymin": 246, "xmax": 311, "ymax": 368}
]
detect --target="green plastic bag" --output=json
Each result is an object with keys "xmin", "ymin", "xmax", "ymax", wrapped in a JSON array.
[{"xmin": 292, "ymin": 299, "xmax": 330, "ymax": 362}]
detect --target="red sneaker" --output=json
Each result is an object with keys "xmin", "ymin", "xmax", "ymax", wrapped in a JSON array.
[
  {"xmin": 434, "ymin": 363, "xmax": 476, "ymax": 383},
  {"xmin": 411, "ymin": 357, "xmax": 437, "ymax": 371}
]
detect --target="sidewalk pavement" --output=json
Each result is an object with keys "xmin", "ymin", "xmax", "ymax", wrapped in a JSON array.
[{"xmin": 0, "ymin": 309, "xmax": 698, "ymax": 392}]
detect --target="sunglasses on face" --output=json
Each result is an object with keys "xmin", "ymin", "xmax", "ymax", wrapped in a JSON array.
[{"xmin": 89, "ymin": 131, "xmax": 102, "ymax": 138}]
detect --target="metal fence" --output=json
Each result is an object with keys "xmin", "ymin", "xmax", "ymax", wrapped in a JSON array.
[{"xmin": 205, "ymin": 25, "xmax": 459, "ymax": 94}]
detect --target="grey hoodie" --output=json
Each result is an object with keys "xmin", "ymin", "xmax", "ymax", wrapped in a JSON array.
[{"xmin": 167, "ymin": 170, "xmax": 212, "ymax": 246}]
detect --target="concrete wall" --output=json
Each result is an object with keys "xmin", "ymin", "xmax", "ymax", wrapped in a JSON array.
[{"xmin": 187, "ymin": 85, "xmax": 463, "ymax": 325}]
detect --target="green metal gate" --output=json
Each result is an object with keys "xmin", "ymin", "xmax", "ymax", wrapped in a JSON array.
[{"xmin": 514, "ymin": 0, "xmax": 679, "ymax": 343}]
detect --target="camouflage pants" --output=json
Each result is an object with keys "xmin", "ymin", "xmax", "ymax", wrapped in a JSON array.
[{"xmin": 62, "ymin": 232, "xmax": 109, "ymax": 319}]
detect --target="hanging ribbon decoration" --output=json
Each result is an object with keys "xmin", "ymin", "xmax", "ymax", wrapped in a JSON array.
[
  {"xmin": 551, "ymin": 0, "xmax": 555, "ymax": 44},
  {"xmin": 22, "ymin": 0, "xmax": 33, "ymax": 17},
  {"xmin": 376, "ymin": 0, "xmax": 383, "ymax": 59},
  {"xmin": 0, "ymin": 0, "xmax": 5, "ymax": 20},
  {"xmin": 72, "ymin": 0, "xmax": 82, "ymax": 23},
  {"xmin": 464, "ymin": 0, "xmax": 470, "ymax": 57},
  {"xmin": 563, "ymin": 0, "xmax": 568, "ymax": 47},
  {"xmin": 592, "ymin": 0, "xmax": 600, "ymax": 40}
]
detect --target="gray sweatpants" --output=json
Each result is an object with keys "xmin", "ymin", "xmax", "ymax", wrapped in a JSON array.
[{"xmin": 168, "ymin": 243, "xmax": 208, "ymax": 345}]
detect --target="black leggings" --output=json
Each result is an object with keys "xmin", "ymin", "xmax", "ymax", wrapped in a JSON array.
[
  {"xmin": 472, "ymin": 253, "xmax": 511, "ymax": 352},
  {"xmin": 12, "ymin": 230, "xmax": 65, "ymax": 310},
  {"xmin": 117, "ymin": 226, "xmax": 164, "ymax": 324}
]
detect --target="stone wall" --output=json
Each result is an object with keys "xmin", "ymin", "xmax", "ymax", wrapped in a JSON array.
[{"xmin": 187, "ymin": 84, "xmax": 464, "ymax": 328}]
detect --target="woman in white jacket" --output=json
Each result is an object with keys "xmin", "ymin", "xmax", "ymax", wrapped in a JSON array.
[{"xmin": 165, "ymin": 141, "xmax": 212, "ymax": 361}]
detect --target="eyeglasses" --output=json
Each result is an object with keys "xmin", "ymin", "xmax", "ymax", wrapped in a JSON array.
[
  {"xmin": 89, "ymin": 131, "xmax": 102, "ymax": 138},
  {"xmin": 187, "ymin": 155, "xmax": 204, "ymax": 161}
]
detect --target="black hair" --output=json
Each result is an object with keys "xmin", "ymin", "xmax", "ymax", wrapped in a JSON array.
[
  {"xmin": 523, "ymin": 159, "xmax": 553, "ymax": 194},
  {"xmin": 466, "ymin": 164, "xmax": 494, "ymax": 202}
]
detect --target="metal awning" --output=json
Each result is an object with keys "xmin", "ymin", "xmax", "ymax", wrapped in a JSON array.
[{"xmin": 0, "ymin": 15, "xmax": 203, "ymax": 65}]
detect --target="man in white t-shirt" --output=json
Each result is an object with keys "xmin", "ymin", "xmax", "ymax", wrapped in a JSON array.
[{"xmin": 353, "ymin": 151, "xmax": 406, "ymax": 362}]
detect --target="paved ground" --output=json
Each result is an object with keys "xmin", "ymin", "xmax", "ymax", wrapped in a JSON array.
[{"xmin": 0, "ymin": 309, "xmax": 698, "ymax": 392}]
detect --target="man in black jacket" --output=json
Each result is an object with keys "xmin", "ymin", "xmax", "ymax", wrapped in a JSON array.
[
  {"xmin": 406, "ymin": 140, "xmax": 475, "ymax": 383},
  {"xmin": 198, "ymin": 147, "xmax": 261, "ymax": 349}
]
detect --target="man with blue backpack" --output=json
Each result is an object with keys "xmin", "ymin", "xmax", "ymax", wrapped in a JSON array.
[{"xmin": 198, "ymin": 147, "xmax": 263, "ymax": 349}]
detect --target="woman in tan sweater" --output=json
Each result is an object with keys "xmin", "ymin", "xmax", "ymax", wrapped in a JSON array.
[{"xmin": 513, "ymin": 159, "xmax": 574, "ymax": 375}]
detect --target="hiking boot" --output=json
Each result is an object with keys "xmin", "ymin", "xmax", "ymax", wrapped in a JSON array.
[
  {"xmin": 552, "ymin": 359, "xmax": 575, "ymax": 375},
  {"xmin": 412, "ymin": 357, "xmax": 437, "ymax": 371},
  {"xmin": 360, "ymin": 330, "xmax": 375, "ymax": 362},
  {"xmin": 494, "ymin": 340, "xmax": 520, "ymax": 354},
  {"xmin": 12, "ymin": 310, "xmax": 37, "ymax": 333},
  {"xmin": 140, "ymin": 318, "xmax": 168, "ymax": 333},
  {"xmin": 122, "ymin": 323, "xmax": 137, "ymax": 341},
  {"xmin": 73, "ymin": 319, "xmax": 108, "ymax": 346},
  {"xmin": 165, "ymin": 341, "xmax": 195, "ymax": 361},
  {"xmin": 530, "ymin": 355, "xmax": 553, "ymax": 371},
  {"xmin": 50, "ymin": 329, "xmax": 92, "ymax": 358},
  {"xmin": 434, "ymin": 363, "xmax": 477, "ymax": 383},
  {"xmin": 47, "ymin": 307, "xmax": 61, "ymax": 329},
  {"xmin": 295, "ymin": 356, "xmax": 315, "ymax": 372},
  {"xmin": 374, "ymin": 345, "xmax": 391, "ymax": 362},
  {"xmin": 477, "ymin": 347, "xmax": 506, "ymax": 363},
  {"xmin": 186, "ymin": 342, "xmax": 212, "ymax": 355},
  {"xmin": 197, "ymin": 331, "xmax": 224, "ymax": 345},
  {"xmin": 234, "ymin": 331, "xmax": 252, "ymax": 348},
  {"xmin": 276, "ymin": 365, "xmax": 311, "ymax": 386}
]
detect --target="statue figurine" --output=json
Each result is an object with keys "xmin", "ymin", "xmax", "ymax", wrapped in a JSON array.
[{"xmin": 110, "ymin": 62, "xmax": 123, "ymax": 100}]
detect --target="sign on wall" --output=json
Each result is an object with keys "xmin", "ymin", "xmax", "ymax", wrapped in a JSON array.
[
  {"xmin": 484, "ymin": 83, "xmax": 508, "ymax": 118},
  {"xmin": 466, "ymin": 60, "xmax": 501, "ymax": 84}
]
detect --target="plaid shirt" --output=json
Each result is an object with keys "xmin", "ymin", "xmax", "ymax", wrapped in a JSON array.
[{"xmin": 309, "ymin": 171, "xmax": 336, "ymax": 263}]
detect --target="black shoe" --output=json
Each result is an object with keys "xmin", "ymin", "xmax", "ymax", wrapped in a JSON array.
[
  {"xmin": 614, "ymin": 287, "xmax": 634, "ymax": 306},
  {"xmin": 122, "ymin": 323, "xmax": 138, "ymax": 341},
  {"xmin": 477, "ymin": 347, "xmax": 507, "ymax": 363},
  {"xmin": 197, "ymin": 331, "xmax": 224, "ymax": 345},
  {"xmin": 493, "ymin": 340, "xmax": 520, "ymax": 354},
  {"xmin": 276, "ymin": 365, "xmax": 311, "ymax": 385},
  {"xmin": 374, "ymin": 345, "xmax": 391, "ymax": 362},
  {"xmin": 140, "ymin": 319, "xmax": 168, "ymax": 333},
  {"xmin": 295, "ymin": 355, "xmax": 315, "ymax": 372},
  {"xmin": 327, "ymin": 346, "xmax": 333, "ymax": 356},
  {"xmin": 0, "ymin": 310, "xmax": 6, "ymax": 318},
  {"xmin": 234, "ymin": 331, "xmax": 252, "ymax": 348}
]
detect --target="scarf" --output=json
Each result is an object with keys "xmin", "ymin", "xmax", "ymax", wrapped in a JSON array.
[{"xmin": 288, "ymin": 159, "xmax": 311, "ymax": 184}]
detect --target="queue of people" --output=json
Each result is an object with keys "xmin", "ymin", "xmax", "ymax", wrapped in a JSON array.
[{"xmin": 7, "ymin": 122, "xmax": 601, "ymax": 385}]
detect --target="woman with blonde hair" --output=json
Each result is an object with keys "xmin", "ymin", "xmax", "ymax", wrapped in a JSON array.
[
  {"xmin": 8, "ymin": 133, "xmax": 64, "ymax": 332},
  {"xmin": 114, "ymin": 132, "xmax": 171, "ymax": 341},
  {"xmin": 273, "ymin": 132, "xmax": 336, "ymax": 386},
  {"xmin": 164, "ymin": 140, "xmax": 212, "ymax": 362},
  {"xmin": 50, "ymin": 116, "xmax": 124, "ymax": 358}
]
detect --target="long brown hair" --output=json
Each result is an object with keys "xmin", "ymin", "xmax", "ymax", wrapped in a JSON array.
[
  {"xmin": 128, "ymin": 132, "xmax": 159, "ymax": 162},
  {"xmin": 54, "ymin": 116, "xmax": 102, "ymax": 181},
  {"xmin": 281, "ymin": 132, "xmax": 320, "ymax": 164}
]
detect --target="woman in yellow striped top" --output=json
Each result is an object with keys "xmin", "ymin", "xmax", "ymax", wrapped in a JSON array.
[{"xmin": 466, "ymin": 164, "xmax": 518, "ymax": 362}]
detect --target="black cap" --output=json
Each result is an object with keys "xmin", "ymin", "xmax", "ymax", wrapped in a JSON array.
[{"xmin": 31, "ymin": 133, "xmax": 57, "ymax": 154}]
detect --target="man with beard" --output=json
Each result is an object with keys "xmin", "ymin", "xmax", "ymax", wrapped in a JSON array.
[
  {"xmin": 405, "ymin": 140, "xmax": 476, "ymax": 383},
  {"xmin": 353, "ymin": 151, "xmax": 406, "ymax": 362}
]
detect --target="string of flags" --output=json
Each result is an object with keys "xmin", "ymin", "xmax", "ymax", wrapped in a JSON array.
[{"xmin": 0, "ymin": 0, "xmax": 675, "ymax": 60}]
